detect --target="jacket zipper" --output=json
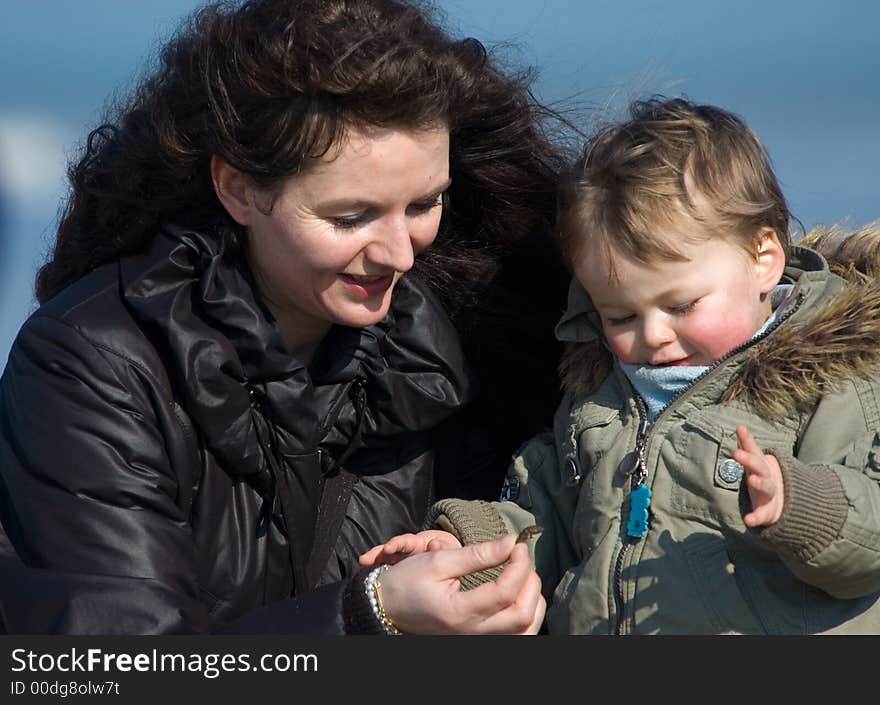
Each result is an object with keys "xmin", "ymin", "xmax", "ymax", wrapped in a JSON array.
[
  {"xmin": 613, "ymin": 396, "xmax": 649, "ymax": 635},
  {"xmin": 609, "ymin": 290, "xmax": 806, "ymax": 634}
]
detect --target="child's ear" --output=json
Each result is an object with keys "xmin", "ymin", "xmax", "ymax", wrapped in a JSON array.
[
  {"xmin": 754, "ymin": 228, "xmax": 786, "ymax": 294},
  {"xmin": 211, "ymin": 155, "xmax": 254, "ymax": 226}
]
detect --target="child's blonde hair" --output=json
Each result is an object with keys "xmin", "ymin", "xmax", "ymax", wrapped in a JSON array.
[{"xmin": 558, "ymin": 96, "xmax": 791, "ymax": 276}]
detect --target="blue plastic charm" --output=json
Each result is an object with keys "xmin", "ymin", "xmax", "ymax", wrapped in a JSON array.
[{"xmin": 626, "ymin": 483, "xmax": 652, "ymax": 538}]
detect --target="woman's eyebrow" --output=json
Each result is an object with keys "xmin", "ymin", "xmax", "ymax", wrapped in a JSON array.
[
  {"xmin": 410, "ymin": 179, "xmax": 453, "ymax": 203},
  {"xmin": 424, "ymin": 179, "xmax": 453, "ymax": 198},
  {"xmin": 315, "ymin": 179, "xmax": 453, "ymax": 212}
]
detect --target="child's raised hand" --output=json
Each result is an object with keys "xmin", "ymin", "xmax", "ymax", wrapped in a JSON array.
[
  {"xmin": 358, "ymin": 529, "xmax": 462, "ymax": 567},
  {"xmin": 733, "ymin": 424, "xmax": 784, "ymax": 528}
]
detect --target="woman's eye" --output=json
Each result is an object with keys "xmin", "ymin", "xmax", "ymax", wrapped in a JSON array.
[
  {"xmin": 408, "ymin": 197, "xmax": 443, "ymax": 216},
  {"xmin": 329, "ymin": 197, "xmax": 441, "ymax": 228},
  {"xmin": 329, "ymin": 214, "xmax": 366, "ymax": 229}
]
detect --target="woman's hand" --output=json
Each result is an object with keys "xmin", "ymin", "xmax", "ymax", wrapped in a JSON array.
[
  {"xmin": 359, "ymin": 530, "xmax": 462, "ymax": 567},
  {"xmin": 376, "ymin": 534, "xmax": 545, "ymax": 635}
]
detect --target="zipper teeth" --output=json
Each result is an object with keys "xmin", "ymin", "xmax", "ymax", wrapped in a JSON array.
[
  {"xmin": 632, "ymin": 395, "xmax": 649, "ymax": 484},
  {"xmin": 613, "ymin": 396, "xmax": 648, "ymax": 635},
  {"xmin": 609, "ymin": 291, "xmax": 805, "ymax": 635},
  {"xmin": 613, "ymin": 540, "xmax": 633, "ymax": 634}
]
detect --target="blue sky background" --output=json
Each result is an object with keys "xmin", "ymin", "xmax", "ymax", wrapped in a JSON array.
[{"xmin": 1, "ymin": 0, "xmax": 878, "ymax": 370}]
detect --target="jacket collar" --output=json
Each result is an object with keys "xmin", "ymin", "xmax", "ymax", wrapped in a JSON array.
[{"xmin": 119, "ymin": 225, "xmax": 475, "ymax": 482}]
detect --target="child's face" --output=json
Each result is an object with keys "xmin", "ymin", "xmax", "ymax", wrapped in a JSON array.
[{"xmin": 574, "ymin": 235, "xmax": 782, "ymax": 367}]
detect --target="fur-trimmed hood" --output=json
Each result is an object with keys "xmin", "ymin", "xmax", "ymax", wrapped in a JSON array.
[{"xmin": 557, "ymin": 221, "xmax": 880, "ymax": 418}]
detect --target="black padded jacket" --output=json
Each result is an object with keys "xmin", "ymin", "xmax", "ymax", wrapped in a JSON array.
[{"xmin": 0, "ymin": 225, "xmax": 475, "ymax": 634}]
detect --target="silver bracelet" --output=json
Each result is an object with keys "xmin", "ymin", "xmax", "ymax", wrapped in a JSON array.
[{"xmin": 364, "ymin": 564, "xmax": 402, "ymax": 635}]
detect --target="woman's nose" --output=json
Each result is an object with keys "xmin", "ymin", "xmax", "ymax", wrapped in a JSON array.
[{"xmin": 365, "ymin": 216, "xmax": 415, "ymax": 272}]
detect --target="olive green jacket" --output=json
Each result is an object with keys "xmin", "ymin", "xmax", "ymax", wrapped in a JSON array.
[{"xmin": 431, "ymin": 240, "xmax": 880, "ymax": 634}]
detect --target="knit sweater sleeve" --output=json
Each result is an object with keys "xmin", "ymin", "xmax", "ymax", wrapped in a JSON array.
[
  {"xmin": 753, "ymin": 377, "xmax": 880, "ymax": 598},
  {"xmin": 425, "ymin": 431, "xmax": 577, "ymax": 597},
  {"xmin": 753, "ymin": 451, "xmax": 848, "ymax": 561},
  {"xmin": 423, "ymin": 499, "xmax": 517, "ymax": 589}
]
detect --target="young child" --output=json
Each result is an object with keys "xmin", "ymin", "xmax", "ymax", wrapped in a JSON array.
[{"xmin": 362, "ymin": 97, "xmax": 880, "ymax": 634}]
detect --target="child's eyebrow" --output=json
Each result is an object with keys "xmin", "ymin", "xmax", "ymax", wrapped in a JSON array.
[
  {"xmin": 592, "ymin": 300, "xmax": 630, "ymax": 311},
  {"xmin": 592, "ymin": 286, "xmax": 701, "ymax": 309}
]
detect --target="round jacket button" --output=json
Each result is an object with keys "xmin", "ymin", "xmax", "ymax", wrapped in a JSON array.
[{"xmin": 718, "ymin": 458, "xmax": 744, "ymax": 483}]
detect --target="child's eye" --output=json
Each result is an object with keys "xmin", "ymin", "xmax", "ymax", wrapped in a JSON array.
[
  {"xmin": 606, "ymin": 314, "xmax": 635, "ymax": 326},
  {"xmin": 669, "ymin": 299, "xmax": 699, "ymax": 315}
]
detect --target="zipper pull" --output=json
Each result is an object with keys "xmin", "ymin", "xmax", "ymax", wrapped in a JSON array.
[
  {"xmin": 626, "ymin": 401, "xmax": 651, "ymax": 539},
  {"xmin": 626, "ymin": 483, "xmax": 651, "ymax": 538}
]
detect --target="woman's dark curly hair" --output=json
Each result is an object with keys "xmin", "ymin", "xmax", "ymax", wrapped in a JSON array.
[
  {"xmin": 38, "ymin": 0, "xmax": 575, "ymax": 497},
  {"xmin": 38, "ymin": 0, "xmax": 569, "ymax": 317}
]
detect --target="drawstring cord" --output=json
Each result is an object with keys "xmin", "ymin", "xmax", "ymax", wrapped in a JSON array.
[{"xmin": 325, "ymin": 378, "xmax": 367, "ymax": 476}]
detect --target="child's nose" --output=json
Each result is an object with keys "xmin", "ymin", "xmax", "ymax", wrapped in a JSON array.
[{"xmin": 641, "ymin": 315, "xmax": 675, "ymax": 348}]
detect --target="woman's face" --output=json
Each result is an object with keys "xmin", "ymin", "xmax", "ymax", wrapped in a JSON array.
[{"xmin": 243, "ymin": 126, "xmax": 450, "ymax": 352}]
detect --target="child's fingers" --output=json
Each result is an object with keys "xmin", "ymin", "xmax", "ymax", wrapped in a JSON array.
[
  {"xmin": 733, "ymin": 447, "xmax": 767, "ymax": 478},
  {"xmin": 744, "ymin": 500, "xmax": 776, "ymax": 527},
  {"xmin": 735, "ymin": 425, "xmax": 762, "ymax": 455},
  {"xmin": 742, "ymin": 509, "xmax": 761, "ymax": 528},
  {"xmin": 746, "ymin": 469, "xmax": 765, "ymax": 492},
  {"xmin": 749, "ymin": 463, "xmax": 782, "ymax": 500}
]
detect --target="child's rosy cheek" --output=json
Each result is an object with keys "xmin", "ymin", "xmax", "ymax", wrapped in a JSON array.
[{"xmin": 606, "ymin": 334, "xmax": 635, "ymax": 363}]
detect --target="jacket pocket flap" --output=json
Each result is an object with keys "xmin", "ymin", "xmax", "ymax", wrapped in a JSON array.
[{"xmin": 569, "ymin": 401, "xmax": 619, "ymax": 429}]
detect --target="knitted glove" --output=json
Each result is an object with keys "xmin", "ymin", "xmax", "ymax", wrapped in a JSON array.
[{"xmin": 423, "ymin": 499, "xmax": 511, "ymax": 590}]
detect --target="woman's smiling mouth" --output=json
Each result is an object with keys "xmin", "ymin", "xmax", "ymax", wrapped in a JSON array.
[{"xmin": 339, "ymin": 273, "xmax": 395, "ymax": 297}]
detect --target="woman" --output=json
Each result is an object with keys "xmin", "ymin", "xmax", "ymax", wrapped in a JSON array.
[{"xmin": 0, "ymin": 0, "xmax": 568, "ymax": 634}]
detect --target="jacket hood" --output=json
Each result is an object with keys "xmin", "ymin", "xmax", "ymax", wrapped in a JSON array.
[
  {"xmin": 557, "ymin": 223, "xmax": 880, "ymax": 418},
  {"xmin": 120, "ymin": 225, "xmax": 475, "ymax": 488}
]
